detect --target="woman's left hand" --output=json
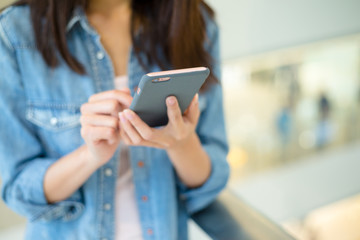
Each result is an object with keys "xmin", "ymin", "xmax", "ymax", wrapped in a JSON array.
[{"xmin": 118, "ymin": 94, "xmax": 200, "ymax": 150}]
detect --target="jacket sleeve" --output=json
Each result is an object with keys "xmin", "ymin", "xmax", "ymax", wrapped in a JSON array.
[
  {"xmin": 176, "ymin": 19, "xmax": 230, "ymax": 214},
  {"xmin": 0, "ymin": 17, "xmax": 84, "ymax": 222}
]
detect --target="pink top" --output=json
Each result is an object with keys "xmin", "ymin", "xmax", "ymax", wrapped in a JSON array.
[{"xmin": 114, "ymin": 76, "xmax": 143, "ymax": 240}]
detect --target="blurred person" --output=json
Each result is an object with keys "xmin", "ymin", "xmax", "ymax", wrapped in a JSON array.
[
  {"xmin": 315, "ymin": 92, "xmax": 334, "ymax": 149},
  {"xmin": 0, "ymin": 0, "xmax": 230, "ymax": 239},
  {"xmin": 276, "ymin": 103, "xmax": 292, "ymax": 159}
]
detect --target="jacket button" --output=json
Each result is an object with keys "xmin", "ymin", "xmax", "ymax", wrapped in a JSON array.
[
  {"xmin": 104, "ymin": 203, "xmax": 111, "ymax": 210},
  {"xmin": 147, "ymin": 228, "xmax": 153, "ymax": 235},
  {"xmin": 50, "ymin": 117, "xmax": 58, "ymax": 125},
  {"xmin": 137, "ymin": 161, "xmax": 144, "ymax": 168},
  {"xmin": 141, "ymin": 195, "xmax": 148, "ymax": 202},
  {"xmin": 104, "ymin": 168, "xmax": 113, "ymax": 176},
  {"xmin": 96, "ymin": 51, "xmax": 104, "ymax": 60}
]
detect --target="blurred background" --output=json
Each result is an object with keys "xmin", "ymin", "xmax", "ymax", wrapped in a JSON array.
[{"xmin": 1, "ymin": 0, "xmax": 360, "ymax": 239}]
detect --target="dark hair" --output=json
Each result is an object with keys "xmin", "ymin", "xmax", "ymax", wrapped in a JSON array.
[{"xmin": 10, "ymin": 0, "xmax": 218, "ymax": 90}]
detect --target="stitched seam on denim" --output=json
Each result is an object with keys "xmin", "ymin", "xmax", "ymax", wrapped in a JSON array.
[
  {"xmin": 0, "ymin": 6, "xmax": 34, "ymax": 50},
  {"xmin": 66, "ymin": 15, "xmax": 81, "ymax": 32},
  {"xmin": 99, "ymin": 35, "xmax": 115, "ymax": 90},
  {"xmin": 88, "ymin": 38, "xmax": 102, "ymax": 92},
  {"xmin": 12, "ymin": 44, "xmax": 36, "ymax": 49},
  {"xmin": 26, "ymin": 101, "xmax": 81, "ymax": 109},
  {"xmin": 98, "ymin": 166, "xmax": 105, "ymax": 238},
  {"xmin": 0, "ymin": 15, "xmax": 14, "ymax": 51}
]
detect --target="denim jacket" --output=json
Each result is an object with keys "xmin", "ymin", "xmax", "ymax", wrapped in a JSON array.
[{"xmin": 0, "ymin": 5, "xmax": 229, "ymax": 240}]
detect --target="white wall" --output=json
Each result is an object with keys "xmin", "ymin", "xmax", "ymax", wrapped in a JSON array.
[{"xmin": 206, "ymin": 0, "xmax": 360, "ymax": 60}]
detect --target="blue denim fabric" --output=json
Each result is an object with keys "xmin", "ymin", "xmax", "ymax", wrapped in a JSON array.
[{"xmin": 0, "ymin": 5, "xmax": 229, "ymax": 240}]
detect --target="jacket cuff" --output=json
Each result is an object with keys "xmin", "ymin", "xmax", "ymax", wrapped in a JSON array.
[
  {"xmin": 4, "ymin": 158, "xmax": 84, "ymax": 222},
  {"xmin": 176, "ymin": 143, "xmax": 230, "ymax": 214}
]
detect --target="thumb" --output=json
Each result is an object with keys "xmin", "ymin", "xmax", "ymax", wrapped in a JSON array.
[{"xmin": 166, "ymin": 96, "xmax": 183, "ymax": 127}]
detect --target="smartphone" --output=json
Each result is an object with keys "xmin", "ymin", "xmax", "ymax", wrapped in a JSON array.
[{"xmin": 129, "ymin": 67, "xmax": 210, "ymax": 127}]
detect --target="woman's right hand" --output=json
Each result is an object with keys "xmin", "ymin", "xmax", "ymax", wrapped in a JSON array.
[{"xmin": 80, "ymin": 89, "xmax": 132, "ymax": 167}]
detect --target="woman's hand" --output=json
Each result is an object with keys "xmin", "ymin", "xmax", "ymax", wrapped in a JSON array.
[
  {"xmin": 118, "ymin": 94, "xmax": 200, "ymax": 150},
  {"xmin": 119, "ymin": 93, "xmax": 211, "ymax": 188},
  {"xmin": 80, "ymin": 89, "xmax": 132, "ymax": 167}
]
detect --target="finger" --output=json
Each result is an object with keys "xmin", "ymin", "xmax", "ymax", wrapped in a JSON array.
[
  {"xmin": 121, "ymin": 132, "xmax": 163, "ymax": 148},
  {"xmin": 120, "ymin": 111, "xmax": 168, "ymax": 148},
  {"xmin": 88, "ymin": 89, "xmax": 133, "ymax": 107},
  {"xmin": 166, "ymin": 96, "xmax": 184, "ymax": 127},
  {"xmin": 80, "ymin": 115, "xmax": 119, "ymax": 129},
  {"xmin": 81, "ymin": 125, "xmax": 118, "ymax": 144},
  {"xmin": 120, "ymin": 87, "xmax": 131, "ymax": 95},
  {"xmin": 81, "ymin": 99, "xmax": 122, "ymax": 117},
  {"xmin": 184, "ymin": 94, "xmax": 198, "ymax": 114},
  {"xmin": 184, "ymin": 93, "xmax": 200, "ymax": 124},
  {"xmin": 119, "ymin": 112, "xmax": 164, "ymax": 148},
  {"xmin": 120, "ymin": 128, "xmax": 163, "ymax": 148},
  {"xmin": 119, "ymin": 112, "xmax": 144, "ymax": 145},
  {"xmin": 119, "ymin": 123, "xmax": 132, "ymax": 145},
  {"xmin": 140, "ymin": 141, "xmax": 164, "ymax": 149},
  {"xmin": 123, "ymin": 109, "xmax": 156, "ymax": 141}
]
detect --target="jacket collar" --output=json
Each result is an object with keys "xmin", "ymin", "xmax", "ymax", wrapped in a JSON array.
[{"xmin": 66, "ymin": 6, "xmax": 97, "ymax": 36}]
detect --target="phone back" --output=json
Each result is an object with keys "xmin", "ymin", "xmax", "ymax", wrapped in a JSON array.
[{"xmin": 130, "ymin": 67, "xmax": 210, "ymax": 127}]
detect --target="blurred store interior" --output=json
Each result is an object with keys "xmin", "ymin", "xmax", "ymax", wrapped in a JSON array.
[{"xmin": 1, "ymin": 0, "xmax": 360, "ymax": 239}]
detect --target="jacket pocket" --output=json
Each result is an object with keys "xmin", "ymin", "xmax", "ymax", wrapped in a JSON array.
[
  {"xmin": 26, "ymin": 102, "xmax": 81, "ymax": 132},
  {"xmin": 25, "ymin": 102, "xmax": 83, "ymax": 156}
]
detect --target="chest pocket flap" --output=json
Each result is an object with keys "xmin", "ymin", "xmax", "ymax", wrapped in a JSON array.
[{"xmin": 26, "ymin": 102, "xmax": 81, "ymax": 131}]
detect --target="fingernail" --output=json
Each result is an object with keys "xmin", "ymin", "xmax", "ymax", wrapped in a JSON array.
[
  {"xmin": 124, "ymin": 110, "xmax": 134, "ymax": 120},
  {"xmin": 195, "ymin": 93, "xmax": 199, "ymax": 102},
  {"xmin": 119, "ymin": 113, "xmax": 126, "ymax": 122},
  {"xmin": 167, "ymin": 96, "xmax": 175, "ymax": 105}
]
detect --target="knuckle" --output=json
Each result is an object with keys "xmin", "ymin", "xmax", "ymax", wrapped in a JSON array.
[
  {"xmin": 133, "ymin": 137, "xmax": 142, "ymax": 145},
  {"xmin": 109, "ymin": 100, "xmax": 120, "ymax": 112},
  {"xmin": 110, "ymin": 118, "xmax": 118, "ymax": 128},
  {"xmin": 143, "ymin": 130, "xmax": 154, "ymax": 141},
  {"xmin": 79, "ymin": 115, "xmax": 85, "ymax": 125},
  {"xmin": 88, "ymin": 95, "xmax": 96, "ymax": 102},
  {"xmin": 109, "ymin": 90, "xmax": 118, "ymax": 96},
  {"xmin": 107, "ymin": 128, "xmax": 116, "ymax": 138},
  {"xmin": 80, "ymin": 127, "xmax": 86, "ymax": 138},
  {"xmin": 80, "ymin": 115, "xmax": 91, "ymax": 125},
  {"xmin": 80, "ymin": 103, "xmax": 87, "ymax": 113},
  {"xmin": 172, "ymin": 113, "xmax": 182, "ymax": 122},
  {"xmin": 80, "ymin": 126, "xmax": 89, "ymax": 139}
]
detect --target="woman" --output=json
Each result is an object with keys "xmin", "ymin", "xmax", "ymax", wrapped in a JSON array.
[{"xmin": 0, "ymin": 0, "xmax": 229, "ymax": 239}]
